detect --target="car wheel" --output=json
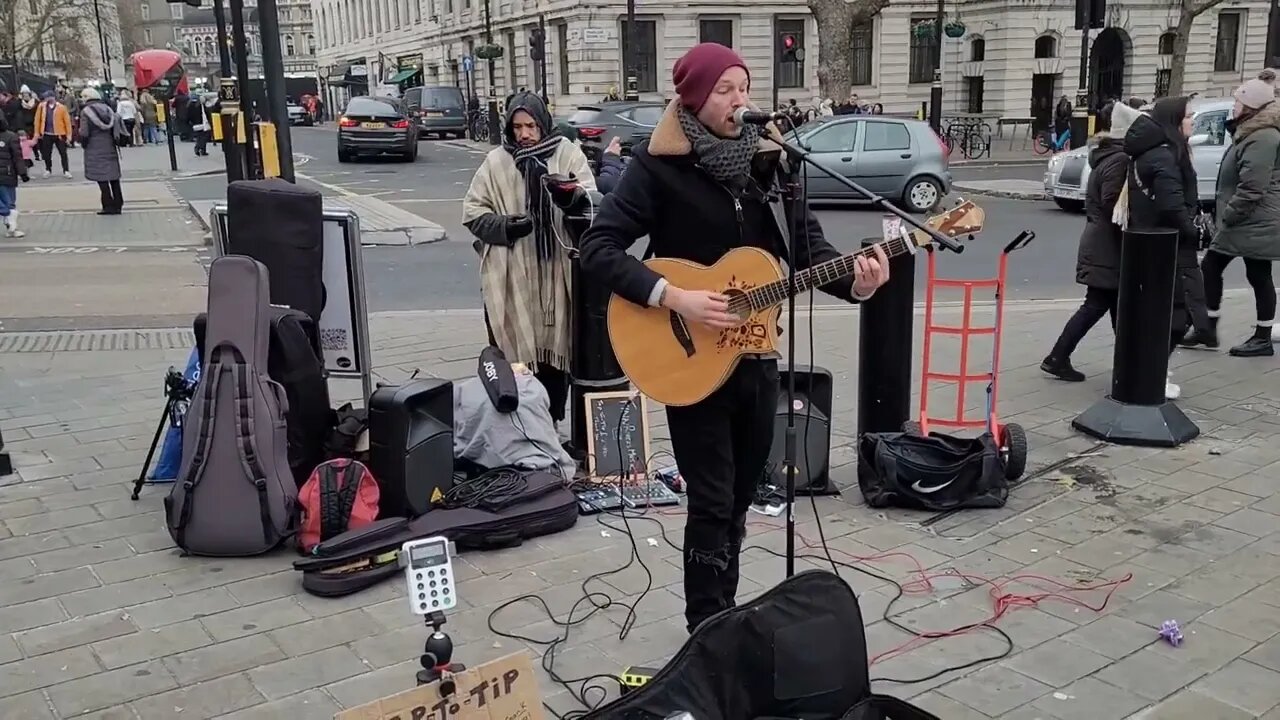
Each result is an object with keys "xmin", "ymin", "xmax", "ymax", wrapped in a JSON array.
[
  {"xmin": 903, "ymin": 176, "xmax": 943, "ymax": 213},
  {"xmin": 338, "ymin": 150, "xmax": 351, "ymax": 163},
  {"xmin": 1054, "ymin": 198, "xmax": 1085, "ymax": 213}
]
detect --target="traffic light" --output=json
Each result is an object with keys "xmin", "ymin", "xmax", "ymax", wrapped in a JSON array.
[{"xmin": 529, "ymin": 27, "xmax": 545, "ymax": 62}]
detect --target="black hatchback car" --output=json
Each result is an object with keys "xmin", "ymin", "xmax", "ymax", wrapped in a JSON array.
[
  {"xmin": 566, "ymin": 101, "xmax": 666, "ymax": 166},
  {"xmin": 337, "ymin": 96, "xmax": 419, "ymax": 163}
]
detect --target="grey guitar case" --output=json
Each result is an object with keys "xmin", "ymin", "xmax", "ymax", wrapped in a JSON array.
[{"xmin": 165, "ymin": 256, "xmax": 299, "ymax": 556}]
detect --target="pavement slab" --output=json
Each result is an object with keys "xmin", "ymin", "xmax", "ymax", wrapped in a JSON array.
[{"xmin": 3, "ymin": 293, "xmax": 1280, "ymax": 718}]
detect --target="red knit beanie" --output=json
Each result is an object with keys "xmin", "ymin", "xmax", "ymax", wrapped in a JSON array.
[{"xmin": 673, "ymin": 43, "xmax": 749, "ymax": 113}]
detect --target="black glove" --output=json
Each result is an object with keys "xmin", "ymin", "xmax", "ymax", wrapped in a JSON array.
[
  {"xmin": 505, "ymin": 214, "xmax": 533, "ymax": 241},
  {"xmin": 20, "ymin": 175, "xmax": 29, "ymax": 183}
]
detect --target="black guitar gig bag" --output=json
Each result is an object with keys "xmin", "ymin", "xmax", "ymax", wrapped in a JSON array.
[{"xmin": 166, "ymin": 256, "xmax": 299, "ymax": 556}]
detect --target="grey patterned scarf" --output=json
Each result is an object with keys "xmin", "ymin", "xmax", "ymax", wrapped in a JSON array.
[{"xmin": 676, "ymin": 104, "xmax": 759, "ymax": 184}]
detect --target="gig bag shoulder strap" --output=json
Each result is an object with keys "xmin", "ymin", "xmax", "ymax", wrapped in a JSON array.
[
  {"xmin": 170, "ymin": 342, "xmax": 280, "ymax": 548},
  {"xmin": 320, "ymin": 461, "xmax": 362, "ymax": 542}
]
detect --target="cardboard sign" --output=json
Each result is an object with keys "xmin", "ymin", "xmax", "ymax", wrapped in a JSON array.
[{"xmin": 335, "ymin": 651, "xmax": 545, "ymax": 720}]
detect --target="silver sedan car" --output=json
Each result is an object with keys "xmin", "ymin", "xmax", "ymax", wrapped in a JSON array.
[{"xmin": 1043, "ymin": 98, "xmax": 1233, "ymax": 212}]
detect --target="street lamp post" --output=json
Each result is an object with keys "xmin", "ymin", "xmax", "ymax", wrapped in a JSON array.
[
  {"xmin": 229, "ymin": 0, "xmax": 257, "ymax": 177},
  {"xmin": 482, "ymin": 0, "xmax": 500, "ymax": 144},
  {"xmin": 92, "ymin": 0, "xmax": 111, "ymax": 83},
  {"xmin": 928, "ymin": 0, "xmax": 944, "ymax": 132},
  {"xmin": 624, "ymin": 0, "xmax": 638, "ymax": 101},
  {"xmin": 212, "ymin": 0, "xmax": 233, "ymax": 78},
  {"xmin": 1071, "ymin": 0, "xmax": 1093, "ymax": 150},
  {"xmin": 256, "ymin": 0, "xmax": 295, "ymax": 181}
]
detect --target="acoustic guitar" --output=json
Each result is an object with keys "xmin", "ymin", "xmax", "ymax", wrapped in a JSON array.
[{"xmin": 606, "ymin": 201, "xmax": 986, "ymax": 407}]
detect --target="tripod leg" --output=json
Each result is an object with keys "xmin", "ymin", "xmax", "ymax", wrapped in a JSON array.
[{"xmin": 131, "ymin": 399, "xmax": 174, "ymax": 501}]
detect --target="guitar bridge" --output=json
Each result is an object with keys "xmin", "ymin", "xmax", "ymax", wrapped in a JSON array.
[{"xmin": 669, "ymin": 311, "xmax": 696, "ymax": 358}]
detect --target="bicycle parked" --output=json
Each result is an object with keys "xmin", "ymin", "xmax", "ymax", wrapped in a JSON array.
[
  {"xmin": 468, "ymin": 109, "xmax": 490, "ymax": 143},
  {"xmin": 1033, "ymin": 128, "xmax": 1071, "ymax": 154},
  {"xmin": 941, "ymin": 119, "xmax": 991, "ymax": 160}
]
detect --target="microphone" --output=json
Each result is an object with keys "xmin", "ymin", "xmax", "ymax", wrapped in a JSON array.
[
  {"xmin": 733, "ymin": 107, "xmax": 785, "ymax": 126},
  {"xmin": 478, "ymin": 345, "xmax": 520, "ymax": 414}
]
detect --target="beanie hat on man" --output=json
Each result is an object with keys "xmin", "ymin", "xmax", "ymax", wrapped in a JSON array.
[
  {"xmin": 673, "ymin": 43, "xmax": 749, "ymax": 113},
  {"xmin": 1234, "ymin": 78, "xmax": 1275, "ymax": 110}
]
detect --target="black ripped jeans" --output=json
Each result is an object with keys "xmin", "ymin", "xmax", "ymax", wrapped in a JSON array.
[{"xmin": 666, "ymin": 359, "xmax": 778, "ymax": 633}]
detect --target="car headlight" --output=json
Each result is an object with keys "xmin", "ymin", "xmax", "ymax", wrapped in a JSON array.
[{"xmin": 1048, "ymin": 154, "xmax": 1066, "ymax": 172}]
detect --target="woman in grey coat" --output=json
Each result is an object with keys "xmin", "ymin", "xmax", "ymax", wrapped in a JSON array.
[
  {"xmin": 1191, "ymin": 78, "xmax": 1280, "ymax": 357},
  {"xmin": 78, "ymin": 88, "xmax": 124, "ymax": 215}
]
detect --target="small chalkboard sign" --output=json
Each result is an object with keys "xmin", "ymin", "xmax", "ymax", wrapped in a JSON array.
[{"xmin": 583, "ymin": 390, "xmax": 651, "ymax": 480}]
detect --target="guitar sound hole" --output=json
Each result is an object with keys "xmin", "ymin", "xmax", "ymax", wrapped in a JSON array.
[{"xmin": 723, "ymin": 287, "xmax": 750, "ymax": 324}]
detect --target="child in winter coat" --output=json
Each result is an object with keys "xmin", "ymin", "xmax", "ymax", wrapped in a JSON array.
[
  {"xmin": 0, "ymin": 113, "xmax": 31, "ymax": 237},
  {"xmin": 17, "ymin": 130, "xmax": 34, "ymax": 169}
]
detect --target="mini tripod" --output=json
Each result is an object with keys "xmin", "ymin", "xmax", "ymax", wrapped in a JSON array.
[
  {"xmin": 416, "ymin": 611, "xmax": 466, "ymax": 691},
  {"xmin": 130, "ymin": 366, "xmax": 196, "ymax": 501}
]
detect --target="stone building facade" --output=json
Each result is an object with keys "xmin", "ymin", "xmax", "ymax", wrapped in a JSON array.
[{"xmin": 313, "ymin": 0, "xmax": 1270, "ymax": 123}]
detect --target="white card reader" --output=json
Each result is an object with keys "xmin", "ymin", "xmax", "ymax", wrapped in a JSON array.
[{"xmin": 400, "ymin": 536, "xmax": 457, "ymax": 614}]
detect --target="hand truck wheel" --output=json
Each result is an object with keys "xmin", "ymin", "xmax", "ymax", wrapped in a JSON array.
[
  {"xmin": 1000, "ymin": 422, "xmax": 1028, "ymax": 480},
  {"xmin": 902, "ymin": 421, "xmax": 922, "ymax": 436}
]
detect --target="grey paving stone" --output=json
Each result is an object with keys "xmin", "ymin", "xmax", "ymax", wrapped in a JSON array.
[
  {"xmin": 199, "ymin": 596, "xmax": 313, "ymax": 643},
  {"xmin": 1029, "ymin": 676, "xmax": 1147, "ymax": 720},
  {"xmin": 0, "ymin": 531, "xmax": 73, "ymax": 562},
  {"xmin": 92, "ymin": 620, "xmax": 215, "ymax": 670},
  {"xmin": 162, "ymin": 634, "xmax": 286, "ymax": 685},
  {"xmin": 908, "ymin": 692, "xmax": 993, "ymax": 719},
  {"xmin": 2, "ymin": 691, "xmax": 57, "ymax": 720},
  {"xmin": 1116, "ymin": 590, "xmax": 1213, "ymax": 628},
  {"xmin": 62, "ymin": 575, "xmax": 173, "ymax": 617},
  {"xmin": 16, "ymin": 610, "xmax": 137, "ymax": 657},
  {"xmin": 130, "ymin": 672, "xmax": 264, "ymax": 719},
  {"xmin": 127, "ymin": 587, "xmax": 240, "ymax": 630},
  {"xmin": 323, "ymin": 659, "xmax": 421, "ymax": 709},
  {"xmin": 1214, "ymin": 509, "xmax": 1280, "ymax": 538},
  {"xmin": 30, "ymin": 538, "xmax": 136, "ymax": 573},
  {"xmin": 1199, "ymin": 596, "xmax": 1280, "ymax": 642},
  {"xmin": 246, "ymin": 645, "xmax": 367, "ymax": 700},
  {"xmin": 0, "ymin": 566, "xmax": 100, "ymax": 606},
  {"xmin": 1094, "ymin": 646, "xmax": 1208, "ymax": 700},
  {"xmin": 1130, "ymin": 689, "xmax": 1255, "ymax": 720},
  {"xmin": 46, "ymin": 659, "xmax": 177, "ymax": 717},
  {"xmin": 938, "ymin": 665, "xmax": 1053, "ymax": 716},
  {"xmin": 211, "ymin": 688, "xmax": 342, "ymax": 719},
  {"xmin": 1004, "ymin": 642, "xmax": 1112, "ymax": 687},
  {"xmin": 1192, "ymin": 659, "xmax": 1280, "ymax": 716},
  {"xmin": 1059, "ymin": 615, "xmax": 1163, "ymax": 660},
  {"xmin": 0, "ymin": 646, "xmax": 102, "ymax": 698}
]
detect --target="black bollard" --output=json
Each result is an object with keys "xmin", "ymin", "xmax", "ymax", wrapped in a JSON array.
[
  {"xmin": 1073, "ymin": 228, "xmax": 1199, "ymax": 447},
  {"xmin": 857, "ymin": 239, "xmax": 916, "ymax": 437},
  {"xmin": 0, "ymin": 427, "xmax": 12, "ymax": 477}
]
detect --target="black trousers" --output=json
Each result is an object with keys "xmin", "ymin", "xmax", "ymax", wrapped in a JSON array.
[
  {"xmin": 1180, "ymin": 266, "xmax": 1213, "ymax": 334},
  {"xmin": 39, "ymin": 135, "xmax": 68, "ymax": 173},
  {"xmin": 97, "ymin": 180, "xmax": 123, "ymax": 213},
  {"xmin": 1201, "ymin": 249, "xmax": 1277, "ymax": 322},
  {"xmin": 483, "ymin": 307, "xmax": 568, "ymax": 423},
  {"xmin": 666, "ymin": 359, "xmax": 778, "ymax": 633},
  {"xmin": 1049, "ymin": 286, "xmax": 1117, "ymax": 361}
]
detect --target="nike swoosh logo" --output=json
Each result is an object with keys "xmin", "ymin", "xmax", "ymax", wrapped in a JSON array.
[{"xmin": 911, "ymin": 479, "xmax": 954, "ymax": 494}]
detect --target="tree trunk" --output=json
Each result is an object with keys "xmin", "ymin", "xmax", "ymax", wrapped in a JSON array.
[
  {"xmin": 808, "ymin": 0, "xmax": 888, "ymax": 101},
  {"xmin": 1166, "ymin": 13, "xmax": 1196, "ymax": 97}
]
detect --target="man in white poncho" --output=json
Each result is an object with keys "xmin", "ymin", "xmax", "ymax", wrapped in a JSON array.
[{"xmin": 461, "ymin": 91, "xmax": 595, "ymax": 428}]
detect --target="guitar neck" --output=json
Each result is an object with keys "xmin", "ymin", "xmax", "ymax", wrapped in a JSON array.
[{"xmin": 748, "ymin": 235, "xmax": 915, "ymax": 310}]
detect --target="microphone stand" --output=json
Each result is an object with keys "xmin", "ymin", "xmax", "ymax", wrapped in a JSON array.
[{"xmin": 772, "ymin": 127, "xmax": 963, "ymax": 579}]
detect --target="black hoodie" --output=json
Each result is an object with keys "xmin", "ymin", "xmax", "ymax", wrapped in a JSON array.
[
  {"xmin": 1122, "ymin": 114, "xmax": 1200, "ymax": 268},
  {"xmin": 1075, "ymin": 137, "xmax": 1128, "ymax": 289}
]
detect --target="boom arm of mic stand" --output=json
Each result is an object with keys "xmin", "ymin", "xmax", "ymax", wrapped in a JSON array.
[{"xmin": 773, "ymin": 137, "xmax": 964, "ymax": 253}]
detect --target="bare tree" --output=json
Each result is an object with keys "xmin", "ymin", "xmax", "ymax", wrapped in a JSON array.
[
  {"xmin": 1166, "ymin": 0, "xmax": 1231, "ymax": 96},
  {"xmin": 809, "ymin": 0, "xmax": 890, "ymax": 101},
  {"xmin": 1, "ymin": 0, "xmax": 109, "ymax": 79},
  {"xmin": 114, "ymin": 0, "xmax": 146, "ymax": 56}
]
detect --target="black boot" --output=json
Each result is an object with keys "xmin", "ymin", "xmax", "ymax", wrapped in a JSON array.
[
  {"xmin": 1180, "ymin": 317, "xmax": 1219, "ymax": 349},
  {"xmin": 1229, "ymin": 325, "xmax": 1275, "ymax": 357},
  {"xmin": 1040, "ymin": 355, "xmax": 1085, "ymax": 382}
]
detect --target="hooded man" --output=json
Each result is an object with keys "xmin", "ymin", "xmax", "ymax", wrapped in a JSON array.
[
  {"xmin": 579, "ymin": 43, "xmax": 889, "ymax": 633},
  {"xmin": 462, "ymin": 90, "xmax": 595, "ymax": 427}
]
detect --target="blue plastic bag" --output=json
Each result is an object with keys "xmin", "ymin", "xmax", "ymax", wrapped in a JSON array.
[{"xmin": 147, "ymin": 347, "xmax": 200, "ymax": 482}]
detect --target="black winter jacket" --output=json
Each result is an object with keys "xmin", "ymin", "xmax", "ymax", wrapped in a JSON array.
[
  {"xmin": 1076, "ymin": 138, "xmax": 1128, "ymax": 289},
  {"xmin": 1123, "ymin": 114, "xmax": 1200, "ymax": 269},
  {"xmin": 0, "ymin": 129, "xmax": 25, "ymax": 187},
  {"xmin": 579, "ymin": 111, "xmax": 856, "ymax": 309}
]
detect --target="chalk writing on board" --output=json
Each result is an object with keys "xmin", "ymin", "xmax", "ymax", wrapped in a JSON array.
[{"xmin": 585, "ymin": 392, "xmax": 650, "ymax": 479}]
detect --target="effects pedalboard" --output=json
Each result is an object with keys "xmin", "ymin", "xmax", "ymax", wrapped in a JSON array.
[{"xmin": 576, "ymin": 479, "xmax": 681, "ymax": 515}]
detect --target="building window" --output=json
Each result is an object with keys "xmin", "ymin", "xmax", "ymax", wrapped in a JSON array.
[
  {"xmin": 414, "ymin": 0, "xmax": 421, "ymax": 23},
  {"xmin": 170, "ymin": 3, "xmax": 183, "ymax": 18},
  {"xmin": 970, "ymin": 37, "xmax": 985, "ymax": 62},
  {"xmin": 144, "ymin": 28, "xmax": 152, "ymax": 44},
  {"xmin": 850, "ymin": 21, "xmax": 872, "ymax": 86},
  {"xmin": 506, "ymin": 31, "xmax": 517, "ymax": 90},
  {"xmin": 173, "ymin": 27, "xmax": 181, "ymax": 43},
  {"xmin": 620, "ymin": 18, "xmax": 658, "ymax": 93},
  {"xmin": 1155, "ymin": 69, "xmax": 1171, "ymax": 98},
  {"xmin": 1034, "ymin": 34, "xmax": 1056, "ymax": 59},
  {"xmin": 1215, "ymin": 12, "xmax": 1240, "ymax": 71},
  {"xmin": 699, "ymin": 18, "xmax": 732, "ymax": 48},
  {"xmin": 285, "ymin": 34, "xmax": 295, "ymax": 56},
  {"xmin": 140, "ymin": 3, "xmax": 149, "ymax": 20},
  {"xmin": 1158, "ymin": 30, "xmax": 1176, "ymax": 55},
  {"xmin": 776, "ymin": 18, "xmax": 805, "ymax": 89},
  {"xmin": 307, "ymin": 34, "xmax": 316, "ymax": 55},
  {"xmin": 557, "ymin": 22, "xmax": 569, "ymax": 94},
  {"xmin": 966, "ymin": 76, "xmax": 984, "ymax": 113},
  {"xmin": 908, "ymin": 17, "xmax": 938, "ymax": 84}
]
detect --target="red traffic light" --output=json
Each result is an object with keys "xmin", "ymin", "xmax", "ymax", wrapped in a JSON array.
[{"xmin": 783, "ymin": 35, "xmax": 796, "ymax": 49}]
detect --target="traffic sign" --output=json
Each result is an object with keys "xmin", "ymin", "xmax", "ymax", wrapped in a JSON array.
[{"xmin": 462, "ymin": 55, "xmax": 474, "ymax": 72}]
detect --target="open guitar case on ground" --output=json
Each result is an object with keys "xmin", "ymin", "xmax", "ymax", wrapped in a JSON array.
[
  {"xmin": 293, "ymin": 470, "xmax": 578, "ymax": 596},
  {"xmin": 583, "ymin": 571, "xmax": 940, "ymax": 720}
]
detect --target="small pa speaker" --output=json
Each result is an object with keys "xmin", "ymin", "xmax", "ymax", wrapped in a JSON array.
[
  {"xmin": 768, "ymin": 365, "xmax": 835, "ymax": 495},
  {"xmin": 368, "ymin": 379, "xmax": 455, "ymax": 518}
]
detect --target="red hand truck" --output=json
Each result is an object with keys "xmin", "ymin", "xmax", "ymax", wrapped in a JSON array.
[{"xmin": 906, "ymin": 230, "xmax": 1035, "ymax": 480}]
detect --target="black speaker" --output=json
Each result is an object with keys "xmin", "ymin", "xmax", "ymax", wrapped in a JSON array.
[
  {"xmin": 768, "ymin": 365, "xmax": 835, "ymax": 495},
  {"xmin": 226, "ymin": 179, "xmax": 325, "ymax": 323},
  {"xmin": 368, "ymin": 379, "xmax": 455, "ymax": 518}
]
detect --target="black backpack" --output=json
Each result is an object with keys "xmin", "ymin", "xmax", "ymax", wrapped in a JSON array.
[{"xmin": 195, "ymin": 307, "xmax": 332, "ymax": 487}]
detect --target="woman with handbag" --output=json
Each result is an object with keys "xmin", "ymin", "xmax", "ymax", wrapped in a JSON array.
[{"xmin": 78, "ymin": 88, "xmax": 124, "ymax": 215}]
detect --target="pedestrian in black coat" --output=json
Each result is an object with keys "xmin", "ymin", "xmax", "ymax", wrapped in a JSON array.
[
  {"xmin": 1119, "ymin": 96, "xmax": 1201, "ymax": 400},
  {"xmin": 1042, "ymin": 102, "xmax": 1142, "ymax": 382}
]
